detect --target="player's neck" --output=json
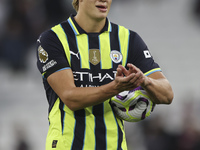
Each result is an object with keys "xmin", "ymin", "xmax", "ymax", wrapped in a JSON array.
[{"xmin": 74, "ymin": 13, "xmax": 106, "ymax": 33}]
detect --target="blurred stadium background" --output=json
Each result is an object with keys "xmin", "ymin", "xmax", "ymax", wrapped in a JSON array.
[{"xmin": 0, "ymin": 0, "xmax": 200, "ymax": 150}]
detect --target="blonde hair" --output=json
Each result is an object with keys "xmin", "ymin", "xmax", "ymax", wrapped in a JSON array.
[{"xmin": 72, "ymin": 0, "xmax": 79, "ymax": 12}]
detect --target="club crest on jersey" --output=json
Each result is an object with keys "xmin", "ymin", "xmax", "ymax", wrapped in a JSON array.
[
  {"xmin": 110, "ymin": 50, "xmax": 123, "ymax": 63},
  {"xmin": 89, "ymin": 49, "xmax": 101, "ymax": 65},
  {"xmin": 38, "ymin": 45, "xmax": 48, "ymax": 63}
]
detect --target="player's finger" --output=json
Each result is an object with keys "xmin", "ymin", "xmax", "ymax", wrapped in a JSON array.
[
  {"xmin": 116, "ymin": 67, "xmax": 123, "ymax": 77},
  {"xmin": 118, "ymin": 65, "xmax": 129, "ymax": 77},
  {"xmin": 127, "ymin": 63, "xmax": 137, "ymax": 73},
  {"xmin": 127, "ymin": 63, "xmax": 142, "ymax": 74},
  {"xmin": 128, "ymin": 72, "xmax": 144, "ymax": 86},
  {"xmin": 120, "ymin": 73, "xmax": 135, "ymax": 83}
]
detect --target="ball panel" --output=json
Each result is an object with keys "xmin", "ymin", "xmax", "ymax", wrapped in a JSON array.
[{"xmin": 110, "ymin": 86, "xmax": 155, "ymax": 122}]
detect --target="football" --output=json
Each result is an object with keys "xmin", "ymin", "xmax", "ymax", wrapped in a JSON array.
[{"xmin": 110, "ymin": 86, "xmax": 155, "ymax": 122}]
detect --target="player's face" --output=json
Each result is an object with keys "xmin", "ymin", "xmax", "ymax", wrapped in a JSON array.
[{"xmin": 79, "ymin": 0, "xmax": 112, "ymax": 20}]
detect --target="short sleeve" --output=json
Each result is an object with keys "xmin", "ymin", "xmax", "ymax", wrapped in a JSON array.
[
  {"xmin": 36, "ymin": 30, "xmax": 70, "ymax": 79},
  {"xmin": 128, "ymin": 31, "xmax": 161, "ymax": 76}
]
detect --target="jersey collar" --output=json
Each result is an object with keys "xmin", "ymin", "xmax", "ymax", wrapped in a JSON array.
[{"xmin": 67, "ymin": 14, "xmax": 112, "ymax": 35}]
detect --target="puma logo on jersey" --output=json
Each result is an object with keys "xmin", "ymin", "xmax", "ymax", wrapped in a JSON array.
[
  {"xmin": 70, "ymin": 51, "xmax": 80, "ymax": 59},
  {"xmin": 37, "ymin": 36, "xmax": 42, "ymax": 43}
]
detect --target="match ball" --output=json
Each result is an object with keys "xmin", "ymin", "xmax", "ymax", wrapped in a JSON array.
[{"xmin": 110, "ymin": 86, "xmax": 155, "ymax": 122}]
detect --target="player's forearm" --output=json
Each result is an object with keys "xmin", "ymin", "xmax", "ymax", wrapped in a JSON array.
[
  {"xmin": 61, "ymin": 81, "xmax": 119, "ymax": 111},
  {"xmin": 141, "ymin": 77, "xmax": 174, "ymax": 104}
]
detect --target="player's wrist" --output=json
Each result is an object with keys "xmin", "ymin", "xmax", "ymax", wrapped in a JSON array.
[
  {"xmin": 141, "ymin": 76, "xmax": 152, "ymax": 89},
  {"xmin": 100, "ymin": 81, "xmax": 121, "ymax": 98}
]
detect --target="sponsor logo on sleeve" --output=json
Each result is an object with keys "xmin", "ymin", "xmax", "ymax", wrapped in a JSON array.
[
  {"xmin": 143, "ymin": 50, "xmax": 152, "ymax": 58},
  {"xmin": 38, "ymin": 45, "xmax": 48, "ymax": 63},
  {"xmin": 42, "ymin": 60, "xmax": 57, "ymax": 72}
]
